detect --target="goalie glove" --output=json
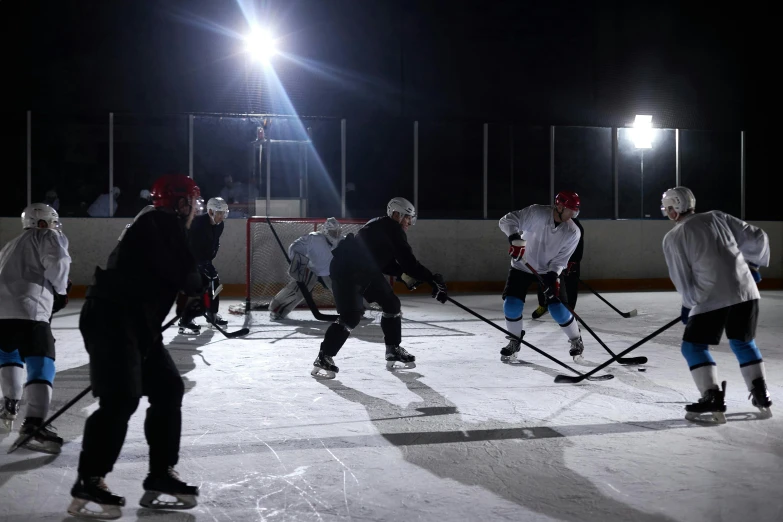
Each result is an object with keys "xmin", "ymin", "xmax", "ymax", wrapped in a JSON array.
[
  {"xmin": 508, "ymin": 236, "xmax": 526, "ymax": 262},
  {"xmin": 429, "ymin": 273, "xmax": 448, "ymax": 304},
  {"xmin": 288, "ymin": 252, "xmax": 311, "ymax": 283},
  {"xmin": 399, "ymin": 273, "xmax": 423, "ymax": 291}
]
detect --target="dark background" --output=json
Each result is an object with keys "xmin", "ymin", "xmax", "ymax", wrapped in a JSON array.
[{"xmin": 2, "ymin": 1, "xmax": 770, "ymax": 219}]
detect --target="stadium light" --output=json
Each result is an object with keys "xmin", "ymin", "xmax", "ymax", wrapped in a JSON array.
[
  {"xmin": 245, "ymin": 29, "xmax": 277, "ymax": 62},
  {"xmin": 631, "ymin": 114, "xmax": 653, "ymax": 149}
]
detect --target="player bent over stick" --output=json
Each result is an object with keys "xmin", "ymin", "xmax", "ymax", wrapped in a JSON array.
[
  {"xmin": 311, "ymin": 198, "xmax": 448, "ymax": 378},
  {"xmin": 269, "ymin": 217, "xmax": 343, "ymax": 320},
  {"xmin": 0, "ymin": 203, "xmax": 71, "ymax": 453},
  {"xmin": 498, "ymin": 191, "xmax": 585, "ymax": 363},
  {"xmin": 68, "ymin": 174, "xmax": 204, "ymax": 519},
  {"xmin": 661, "ymin": 186, "xmax": 772, "ymax": 423}
]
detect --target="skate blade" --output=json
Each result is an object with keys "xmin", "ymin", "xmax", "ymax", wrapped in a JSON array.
[
  {"xmin": 386, "ymin": 360, "xmax": 416, "ymax": 371},
  {"xmin": 572, "ymin": 354, "xmax": 586, "ymax": 365},
  {"xmin": 685, "ymin": 411, "xmax": 727, "ymax": 424},
  {"xmin": 310, "ymin": 367, "xmax": 336, "ymax": 379},
  {"xmin": 67, "ymin": 497, "xmax": 123, "ymax": 520},
  {"xmin": 1, "ymin": 418, "xmax": 13, "ymax": 432},
  {"xmin": 756, "ymin": 406, "xmax": 773, "ymax": 419},
  {"xmin": 14, "ymin": 437, "xmax": 62, "ymax": 455},
  {"xmin": 500, "ymin": 353, "xmax": 522, "ymax": 364},
  {"xmin": 139, "ymin": 490, "xmax": 198, "ymax": 510}
]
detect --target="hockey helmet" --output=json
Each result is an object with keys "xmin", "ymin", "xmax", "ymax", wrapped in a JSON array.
[
  {"xmin": 387, "ymin": 197, "xmax": 417, "ymax": 224},
  {"xmin": 319, "ymin": 217, "xmax": 341, "ymax": 238},
  {"xmin": 661, "ymin": 186, "xmax": 696, "ymax": 219},
  {"xmin": 21, "ymin": 203, "xmax": 60, "ymax": 230},
  {"xmin": 150, "ymin": 174, "xmax": 201, "ymax": 211},
  {"xmin": 555, "ymin": 191, "xmax": 580, "ymax": 218},
  {"xmin": 207, "ymin": 197, "xmax": 229, "ymax": 214}
]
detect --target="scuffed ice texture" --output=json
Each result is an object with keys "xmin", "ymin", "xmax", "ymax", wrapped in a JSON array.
[{"xmin": 1, "ymin": 292, "xmax": 782, "ymax": 521}]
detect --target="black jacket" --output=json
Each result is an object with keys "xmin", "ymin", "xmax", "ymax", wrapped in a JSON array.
[
  {"xmin": 569, "ymin": 218, "xmax": 584, "ymax": 264},
  {"xmin": 188, "ymin": 213, "xmax": 224, "ymax": 264},
  {"xmin": 332, "ymin": 216, "xmax": 433, "ymax": 283}
]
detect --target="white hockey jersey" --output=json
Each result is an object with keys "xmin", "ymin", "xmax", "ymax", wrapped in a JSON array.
[
  {"xmin": 0, "ymin": 228, "xmax": 72, "ymax": 322},
  {"xmin": 288, "ymin": 232, "xmax": 341, "ymax": 277},
  {"xmin": 499, "ymin": 204, "xmax": 581, "ymax": 275},
  {"xmin": 663, "ymin": 211, "xmax": 770, "ymax": 316}
]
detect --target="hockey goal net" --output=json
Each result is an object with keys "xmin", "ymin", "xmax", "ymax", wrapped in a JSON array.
[{"xmin": 234, "ymin": 217, "xmax": 370, "ymax": 314}]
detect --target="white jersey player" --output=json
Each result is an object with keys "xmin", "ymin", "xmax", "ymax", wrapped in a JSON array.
[
  {"xmin": 269, "ymin": 218, "xmax": 343, "ymax": 320},
  {"xmin": 661, "ymin": 186, "xmax": 772, "ymax": 423},
  {"xmin": 0, "ymin": 203, "xmax": 71, "ymax": 453},
  {"xmin": 497, "ymin": 191, "xmax": 583, "ymax": 362}
]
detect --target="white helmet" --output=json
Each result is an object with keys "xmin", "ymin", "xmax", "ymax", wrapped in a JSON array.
[
  {"xmin": 661, "ymin": 186, "xmax": 696, "ymax": 218},
  {"xmin": 207, "ymin": 197, "xmax": 229, "ymax": 215},
  {"xmin": 319, "ymin": 217, "xmax": 341, "ymax": 238},
  {"xmin": 139, "ymin": 189, "xmax": 151, "ymax": 200},
  {"xmin": 21, "ymin": 203, "xmax": 60, "ymax": 230},
  {"xmin": 387, "ymin": 197, "xmax": 416, "ymax": 224}
]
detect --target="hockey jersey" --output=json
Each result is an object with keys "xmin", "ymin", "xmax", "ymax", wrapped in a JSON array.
[
  {"xmin": 499, "ymin": 204, "xmax": 581, "ymax": 275},
  {"xmin": 289, "ymin": 232, "xmax": 340, "ymax": 277},
  {"xmin": 663, "ymin": 211, "xmax": 770, "ymax": 316},
  {"xmin": 0, "ymin": 228, "xmax": 71, "ymax": 322}
]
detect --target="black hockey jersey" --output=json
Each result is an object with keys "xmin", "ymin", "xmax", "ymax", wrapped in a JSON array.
[{"xmin": 188, "ymin": 213, "xmax": 224, "ymax": 263}]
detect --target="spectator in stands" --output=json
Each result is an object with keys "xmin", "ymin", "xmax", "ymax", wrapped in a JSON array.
[
  {"xmin": 44, "ymin": 190, "xmax": 60, "ymax": 212},
  {"xmin": 87, "ymin": 187, "xmax": 121, "ymax": 217},
  {"xmin": 219, "ymin": 175, "xmax": 245, "ymax": 204}
]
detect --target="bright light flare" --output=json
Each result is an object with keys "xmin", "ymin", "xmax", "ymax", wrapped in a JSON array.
[
  {"xmin": 245, "ymin": 29, "xmax": 277, "ymax": 62},
  {"xmin": 631, "ymin": 114, "xmax": 653, "ymax": 149}
]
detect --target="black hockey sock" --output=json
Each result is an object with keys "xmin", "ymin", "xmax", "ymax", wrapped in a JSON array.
[
  {"xmin": 380, "ymin": 313, "xmax": 402, "ymax": 347},
  {"xmin": 321, "ymin": 323, "xmax": 351, "ymax": 357}
]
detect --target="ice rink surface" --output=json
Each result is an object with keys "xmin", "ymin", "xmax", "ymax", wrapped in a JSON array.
[{"xmin": 1, "ymin": 290, "xmax": 782, "ymax": 522}]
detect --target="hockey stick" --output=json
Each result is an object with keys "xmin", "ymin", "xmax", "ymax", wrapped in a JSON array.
[
  {"xmin": 199, "ymin": 281, "xmax": 248, "ymax": 337},
  {"xmin": 525, "ymin": 263, "xmax": 647, "ymax": 365},
  {"xmin": 579, "ymin": 278, "xmax": 637, "ymax": 318},
  {"xmin": 266, "ymin": 217, "xmax": 338, "ymax": 322},
  {"xmin": 554, "ymin": 317, "xmax": 680, "ymax": 383},
  {"xmin": 8, "ymin": 314, "xmax": 181, "ymax": 454},
  {"xmin": 446, "ymin": 297, "xmax": 614, "ymax": 381}
]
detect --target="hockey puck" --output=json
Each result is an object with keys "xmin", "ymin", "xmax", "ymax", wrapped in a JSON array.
[{"xmin": 638, "ymin": 368, "xmax": 647, "ymax": 372}]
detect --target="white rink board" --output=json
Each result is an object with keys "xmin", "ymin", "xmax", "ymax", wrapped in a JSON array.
[{"xmin": 1, "ymin": 291, "xmax": 782, "ymax": 521}]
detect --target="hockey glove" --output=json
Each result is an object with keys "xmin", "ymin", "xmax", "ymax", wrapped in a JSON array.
[
  {"xmin": 748, "ymin": 263, "xmax": 762, "ymax": 284},
  {"xmin": 289, "ymin": 252, "xmax": 311, "ymax": 283},
  {"xmin": 508, "ymin": 237, "xmax": 526, "ymax": 262},
  {"xmin": 566, "ymin": 261, "xmax": 578, "ymax": 276},
  {"xmin": 399, "ymin": 273, "xmax": 423, "ymax": 291},
  {"xmin": 187, "ymin": 295, "xmax": 207, "ymax": 317},
  {"xmin": 430, "ymin": 273, "xmax": 448, "ymax": 304},
  {"xmin": 541, "ymin": 271, "xmax": 559, "ymax": 302},
  {"xmin": 52, "ymin": 279, "xmax": 72, "ymax": 314},
  {"xmin": 681, "ymin": 306, "xmax": 690, "ymax": 325}
]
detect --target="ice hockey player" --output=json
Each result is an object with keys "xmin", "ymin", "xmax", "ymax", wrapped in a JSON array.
[
  {"xmin": 497, "ymin": 191, "xmax": 583, "ymax": 363},
  {"xmin": 0, "ymin": 203, "xmax": 71, "ymax": 453},
  {"xmin": 68, "ymin": 174, "xmax": 203, "ymax": 519},
  {"xmin": 532, "ymin": 216, "xmax": 584, "ymax": 319},
  {"xmin": 311, "ymin": 197, "xmax": 447, "ymax": 378},
  {"xmin": 661, "ymin": 186, "xmax": 772, "ymax": 423},
  {"xmin": 178, "ymin": 196, "xmax": 228, "ymax": 334},
  {"xmin": 269, "ymin": 217, "xmax": 342, "ymax": 320}
]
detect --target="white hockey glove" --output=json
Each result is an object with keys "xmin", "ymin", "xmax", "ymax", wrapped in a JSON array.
[
  {"xmin": 399, "ymin": 273, "xmax": 423, "ymax": 291},
  {"xmin": 288, "ymin": 252, "xmax": 311, "ymax": 283}
]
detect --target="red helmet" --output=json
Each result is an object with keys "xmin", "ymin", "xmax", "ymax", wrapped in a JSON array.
[
  {"xmin": 555, "ymin": 191, "xmax": 580, "ymax": 213},
  {"xmin": 150, "ymin": 174, "xmax": 201, "ymax": 210}
]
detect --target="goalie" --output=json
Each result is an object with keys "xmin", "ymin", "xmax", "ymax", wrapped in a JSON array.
[{"xmin": 269, "ymin": 218, "xmax": 342, "ymax": 320}]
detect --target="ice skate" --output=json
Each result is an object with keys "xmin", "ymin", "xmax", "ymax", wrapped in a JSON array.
[
  {"xmin": 531, "ymin": 305, "xmax": 548, "ymax": 320},
  {"xmin": 13, "ymin": 417, "xmax": 63, "ymax": 454},
  {"xmin": 178, "ymin": 320, "xmax": 201, "ymax": 335},
  {"xmin": 385, "ymin": 345, "xmax": 416, "ymax": 370},
  {"xmin": 139, "ymin": 467, "xmax": 199, "ymax": 510},
  {"xmin": 270, "ymin": 311, "xmax": 285, "ymax": 321},
  {"xmin": 685, "ymin": 381, "xmax": 727, "ymax": 424},
  {"xmin": 500, "ymin": 335, "xmax": 522, "ymax": 362},
  {"xmin": 311, "ymin": 351, "xmax": 339, "ymax": 378},
  {"xmin": 1, "ymin": 397, "xmax": 20, "ymax": 432},
  {"xmin": 749, "ymin": 377, "xmax": 772, "ymax": 418},
  {"xmin": 569, "ymin": 336, "xmax": 585, "ymax": 364},
  {"xmin": 67, "ymin": 476, "xmax": 125, "ymax": 520},
  {"xmin": 206, "ymin": 312, "xmax": 228, "ymax": 327}
]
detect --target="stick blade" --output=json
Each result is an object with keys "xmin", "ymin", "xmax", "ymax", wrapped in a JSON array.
[
  {"xmin": 622, "ymin": 309, "xmax": 638, "ymax": 318},
  {"xmin": 225, "ymin": 327, "xmax": 250, "ymax": 338},
  {"xmin": 619, "ymin": 356, "xmax": 648, "ymax": 365},
  {"xmin": 587, "ymin": 374, "xmax": 615, "ymax": 381},
  {"xmin": 554, "ymin": 374, "xmax": 584, "ymax": 384}
]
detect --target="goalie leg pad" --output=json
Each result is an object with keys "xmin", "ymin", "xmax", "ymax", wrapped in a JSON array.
[{"xmin": 270, "ymin": 281, "xmax": 305, "ymax": 319}]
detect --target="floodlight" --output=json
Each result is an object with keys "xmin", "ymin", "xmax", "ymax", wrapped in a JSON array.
[
  {"xmin": 245, "ymin": 30, "xmax": 277, "ymax": 62},
  {"xmin": 631, "ymin": 114, "xmax": 653, "ymax": 149}
]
